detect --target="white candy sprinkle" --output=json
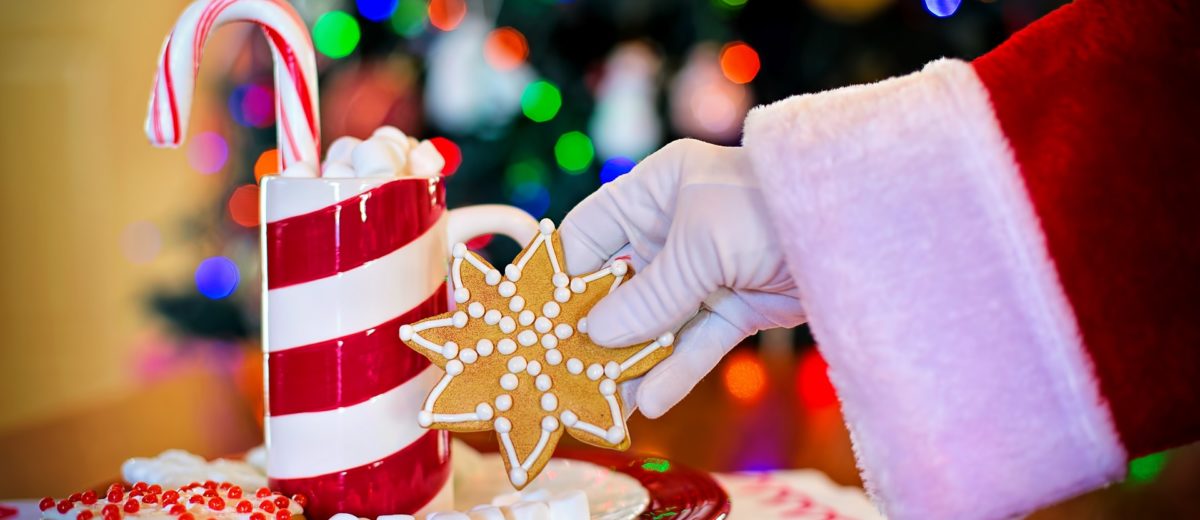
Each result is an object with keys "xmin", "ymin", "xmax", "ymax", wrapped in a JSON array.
[
  {"xmin": 578, "ymin": 318, "xmax": 588, "ymax": 334},
  {"xmin": 452, "ymin": 243, "xmax": 467, "ymax": 258},
  {"xmin": 505, "ymin": 264, "xmax": 521, "ymax": 282},
  {"xmin": 586, "ymin": 364, "xmax": 603, "ymax": 380},
  {"xmin": 499, "ymin": 316, "xmax": 517, "ymax": 334},
  {"xmin": 560, "ymin": 410, "xmax": 578, "ymax": 427},
  {"xmin": 468, "ymin": 302, "xmax": 485, "ymax": 318},
  {"xmin": 418, "ymin": 411, "xmax": 432, "ymax": 427},
  {"xmin": 399, "ymin": 325, "xmax": 413, "ymax": 341},
  {"xmin": 498, "ymin": 338, "xmax": 517, "ymax": 355},
  {"xmin": 509, "ymin": 467, "xmax": 527, "ymax": 487},
  {"xmin": 541, "ymin": 334, "xmax": 558, "ymax": 349},
  {"xmin": 443, "ymin": 341, "xmax": 459, "ymax": 360},
  {"xmin": 495, "ymin": 417, "xmax": 512, "ymax": 433},
  {"xmin": 500, "ymin": 373, "xmax": 519, "ymax": 391},
  {"xmin": 555, "ymin": 323, "xmax": 573, "ymax": 339},
  {"xmin": 446, "ymin": 359, "xmax": 464, "ymax": 375},
  {"xmin": 536, "ymin": 373, "xmax": 552, "ymax": 391},
  {"xmin": 526, "ymin": 360, "xmax": 542, "ymax": 376},
  {"xmin": 604, "ymin": 361, "xmax": 621, "ymax": 379},
  {"xmin": 570, "ymin": 278, "xmax": 586, "ymax": 293},
  {"xmin": 476, "ymin": 402, "xmax": 493, "ymax": 420},
  {"xmin": 541, "ymin": 393, "xmax": 558, "ymax": 412},
  {"xmin": 541, "ymin": 415, "xmax": 559, "ymax": 432},
  {"xmin": 484, "ymin": 309, "xmax": 502, "ymax": 325},
  {"xmin": 486, "ymin": 269, "xmax": 502, "ymax": 286},
  {"xmin": 534, "ymin": 316, "xmax": 552, "ymax": 334},
  {"xmin": 495, "ymin": 394, "xmax": 513, "ymax": 411},
  {"xmin": 452, "ymin": 311, "xmax": 468, "ymax": 328},
  {"xmin": 459, "ymin": 348, "xmax": 478, "ymax": 364},
  {"xmin": 552, "ymin": 272, "xmax": 569, "ymax": 288},
  {"xmin": 554, "ymin": 287, "xmax": 570, "ymax": 303},
  {"xmin": 509, "ymin": 295, "xmax": 525, "ymax": 312},
  {"xmin": 499, "ymin": 281, "xmax": 517, "ymax": 297},
  {"xmin": 519, "ymin": 310, "xmax": 535, "ymax": 326},
  {"xmin": 658, "ymin": 332, "xmax": 675, "ymax": 346},
  {"xmin": 542, "ymin": 301, "xmax": 561, "ymax": 318},
  {"xmin": 611, "ymin": 260, "xmax": 628, "ymax": 276},
  {"xmin": 517, "ymin": 329, "xmax": 538, "ymax": 346},
  {"xmin": 545, "ymin": 349, "xmax": 563, "ymax": 365},
  {"xmin": 476, "ymin": 339, "xmax": 495, "ymax": 356},
  {"xmin": 538, "ymin": 218, "xmax": 555, "ymax": 235},
  {"xmin": 454, "ymin": 287, "xmax": 470, "ymax": 303},
  {"xmin": 599, "ymin": 379, "xmax": 616, "ymax": 396},
  {"xmin": 566, "ymin": 358, "xmax": 584, "ymax": 374},
  {"xmin": 507, "ymin": 356, "xmax": 528, "ymax": 374}
]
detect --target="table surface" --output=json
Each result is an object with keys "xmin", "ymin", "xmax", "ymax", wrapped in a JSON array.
[{"xmin": 2, "ymin": 345, "xmax": 1197, "ymax": 518}]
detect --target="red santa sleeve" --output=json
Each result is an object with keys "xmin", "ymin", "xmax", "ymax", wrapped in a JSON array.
[{"xmin": 741, "ymin": 1, "xmax": 1200, "ymax": 518}]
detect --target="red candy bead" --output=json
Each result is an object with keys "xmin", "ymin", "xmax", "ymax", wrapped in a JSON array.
[
  {"xmin": 272, "ymin": 497, "xmax": 289, "ymax": 509},
  {"xmin": 188, "ymin": 495, "xmax": 204, "ymax": 505},
  {"xmin": 77, "ymin": 511, "xmax": 94, "ymax": 520},
  {"xmin": 129, "ymin": 490, "xmax": 143, "ymax": 499},
  {"xmin": 57, "ymin": 500, "xmax": 73, "ymax": 514},
  {"xmin": 235, "ymin": 500, "xmax": 252, "ymax": 513},
  {"xmin": 290, "ymin": 494, "xmax": 307, "ymax": 509},
  {"xmin": 148, "ymin": 485, "xmax": 162, "ymax": 494},
  {"xmin": 69, "ymin": 493, "xmax": 83, "ymax": 502},
  {"xmin": 142, "ymin": 494, "xmax": 158, "ymax": 504},
  {"xmin": 81, "ymin": 491, "xmax": 98, "ymax": 505},
  {"xmin": 133, "ymin": 483, "xmax": 147, "ymax": 492},
  {"xmin": 102, "ymin": 504, "xmax": 119, "ymax": 516},
  {"xmin": 161, "ymin": 491, "xmax": 179, "ymax": 505},
  {"xmin": 218, "ymin": 483, "xmax": 231, "ymax": 490},
  {"xmin": 250, "ymin": 513, "xmax": 265, "ymax": 520},
  {"xmin": 202, "ymin": 489, "xmax": 218, "ymax": 498},
  {"xmin": 276, "ymin": 510, "xmax": 291, "ymax": 520},
  {"xmin": 107, "ymin": 488, "xmax": 124, "ymax": 503},
  {"xmin": 258, "ymin": 501, "xmax": 275, "ymax": 514},
  {"xmin": 208, "ymin": 498, "xmax": 225, "ymax": 511},
  {"xmin": 226, "ymin": 487, "xmax": 242, "ymax": 499},
  {"xmin": 179, "ymin": 514, "xmax": 195, "ymax": 520},
  {"xmin": 203, "ymin": 481, "xmax": 217, "ymax": 490},
  {"xmin": 169, "ymin": 505, "xmax": 186, "ymax": 515},
  {"xmin": 39, "ymin": 497, "xmax": 55, "ymax": 511},
  {"xmin": 123, "ymin": 499, "xmax": 139, "ymax": 513},
  {"xmin": 255, "ymin": 488, "xmax": 271, "ymax": 499}
]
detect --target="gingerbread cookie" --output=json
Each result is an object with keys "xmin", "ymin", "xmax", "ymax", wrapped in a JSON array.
[{"xmin": 399, "ymin": 219, "xmax": 674, "ymax": 489}]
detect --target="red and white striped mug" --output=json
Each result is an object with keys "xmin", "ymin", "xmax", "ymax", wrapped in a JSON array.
[{"xmin": 260, "ymin": 175, "xmax": 537, "ymax": 519}]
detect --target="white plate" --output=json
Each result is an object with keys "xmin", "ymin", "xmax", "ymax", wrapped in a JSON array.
[{"xmin": 451, "ymin": 441, "xmax": 649, "ymax": 520}]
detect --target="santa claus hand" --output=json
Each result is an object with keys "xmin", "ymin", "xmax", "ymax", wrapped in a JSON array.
[{"xmin": 559, "ymin": 139, "xmax": 806, "ymax": 417}]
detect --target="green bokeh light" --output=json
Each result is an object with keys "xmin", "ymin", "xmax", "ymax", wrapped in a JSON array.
[
  {"xmin": 313, "ymin": 11, "xmax": 361, "ymax": 59},
  {"xmin": 390, "ymin": 0, "xmax": 428, "ymax": 37},
  {"xmin": 642, "ymin": 458, "xmax": 671, "ymax": 473},
  {"xmin": 504, "ymin": 159, "xmax": 548, "ymax": 199},
  {"xmin": 1127, "ymin": 452, "xmax": 1168, "ymax": 483},
  {"xmin": 554, "ymin": 131, "xmax": 594, "ymax": 174},
  {"xmin": 521, "ymin": 81, "xmax": 563, "ymax": 123}
]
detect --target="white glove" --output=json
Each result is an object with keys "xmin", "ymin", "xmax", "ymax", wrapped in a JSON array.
[{"xmin": 559, "ymin": 139, "xmax": 806, "ymax": 418}]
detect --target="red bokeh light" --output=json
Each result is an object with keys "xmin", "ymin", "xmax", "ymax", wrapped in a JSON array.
[
  {"xmin": 796, "ymin": 348, "xmax": 838, "ymax": 409},
  {"xmin": 484, "ymin": 27, "xmax": 529, "ymax": 71},
  {"xmin": 228, "ymin": 184, "xmax": 260, "ymax": 228},
  {"xmin": 722, "ymin": 350, "xmax": 768, "ymax": 403},
  {"xmin": 466, "ymin": 234, "xmax": 494, "ymax": 250},
  {"xmin": 428, "ymin": 0, "xmax": 467, "ymax": 31},
  {"xmin": 254, "ymin": 149, "xmax": 278, "ymax": 183},
  {"xmin": 719, "ymin": 42, "xmax": 761, "ymax": 84},
  {"xmin": 429, "ymin": 137, "xmax": 463, "ymax": 175}
]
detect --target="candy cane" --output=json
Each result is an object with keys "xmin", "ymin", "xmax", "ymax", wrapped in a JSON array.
[{"xmin": 145, "ymin": 0, "xmax": 320, "ymax": 173}]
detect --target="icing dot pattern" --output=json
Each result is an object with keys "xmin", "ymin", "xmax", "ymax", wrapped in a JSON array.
[{"xmin": 399, "ymin": 221, "xmax": 674, "ymax": 489}]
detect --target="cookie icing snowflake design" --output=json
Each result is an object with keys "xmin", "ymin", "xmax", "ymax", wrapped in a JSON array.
[{"xmin": 399, "ymin": 219, "xmax": 674, "ymax": 489}]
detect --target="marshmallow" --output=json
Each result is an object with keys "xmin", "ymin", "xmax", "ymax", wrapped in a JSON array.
[
  {"xmin": 328, "ymin": 514, "xmax": 359, "ymax": 520},
  {"xmin": 376, "ymin": 515, "xmax": 415, "ymax": 520},
  {"xmin": 409, "ymin": 139, "xmax": 446, "ymax": 177},
  {"xmin": 545, "ymin": 491, "xmax": 588, "ymax": 520},
  {"xmin": 325, "ymin": 136, "xmax": 362, "ymax": 165},
  {"xmin": 501, "ymin": 502, "xmax": 550, "ymax": 520},
  {"xmin": 426, "ymin": 512, "xmax": 470, "ymax": 520},
  {"xmin": 281, "ymin": 161, "xmax": 319, "ymax": 178},
  {"xmin": 352, "ymin": 136, "xmax": 404, "ymax": 178},
  {"xmin": 322, "ymin": 161, "xmax": 356, "ymax": 178},
  {"xmin": 466, "ymin": 505, "xmax": 506, "ymax": 520}
]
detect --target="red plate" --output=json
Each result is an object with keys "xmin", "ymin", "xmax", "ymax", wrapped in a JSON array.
[{"xmin": 559, "ymin": 449, "xmax": 730, "ymax": 520}]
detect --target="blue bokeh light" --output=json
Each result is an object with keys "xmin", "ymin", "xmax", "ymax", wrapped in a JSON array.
[
  {"xmin": 924, "ymin": 0, "xmax": 961, "ymax": 17},
  {"xmin": 357, "ymin": 0, "xmax": 400, "ymax": 22},
  {"xmin": 195, "ymin": 257, "xmax": 240, "ymax": 299},
  {"xmin": 511, "ymin": 183, "xmax": 551, "ymax": 219},
  {"xmin": 599, "ymin": 157, "xmax": 637, "ymax": 184}
]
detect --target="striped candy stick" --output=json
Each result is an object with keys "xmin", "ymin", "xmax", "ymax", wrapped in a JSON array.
[{"xmin": 144, "ymin": 0, "xmax": 320, "ymax": 174}]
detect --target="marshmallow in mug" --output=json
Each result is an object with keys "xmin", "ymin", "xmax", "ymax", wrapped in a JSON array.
[
  {"xmin": 121, "ymin": 449, "xmax": 267, "ymax": 490},
  {"xmin": 281, "ymin": 126, "xmax": 446, "ymax": 179}
]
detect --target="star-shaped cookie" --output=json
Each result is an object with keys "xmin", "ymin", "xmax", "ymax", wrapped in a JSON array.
[{"xmin": 399, "ymin": 219, "xmax": 674, "ymax": 489}]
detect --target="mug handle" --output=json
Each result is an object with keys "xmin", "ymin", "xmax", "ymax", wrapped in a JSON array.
[{"xmin": 446, "ymin": 204, "xmax": 540, "ymax": 253}]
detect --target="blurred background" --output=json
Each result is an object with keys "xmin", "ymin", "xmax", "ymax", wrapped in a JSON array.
[{"xmin": 1, "ymin": 0, "xmax": 1194, "ymax": 514}]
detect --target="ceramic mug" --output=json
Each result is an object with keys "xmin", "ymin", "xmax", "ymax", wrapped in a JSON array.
[{"xmin": 259, "ymin": 174, "xmax": 537, "ymax": 519}]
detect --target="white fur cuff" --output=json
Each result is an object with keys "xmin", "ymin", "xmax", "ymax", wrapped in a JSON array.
[{"xmin": 743, "ymin": 59, "xmax": 1125, "ymax": 519}]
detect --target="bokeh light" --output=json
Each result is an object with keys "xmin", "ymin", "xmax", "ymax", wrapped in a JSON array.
[
  {"xmin": 254, "ymin": 149, "xmax": 279, "ymax": 182},
  {"xmin": 1128, "ymin": 452, "xmax": 1168, "ymax": 484},
  {"xmin": 521, "ymin": 80, "xmax": 562, "ymax": 123},
  {"xmin": 313, "ymin": 11, "xmax": 361, "ymax": 59},
  {"xmin": 599, "ymin": 157, "xmax": 636, "ymax": 184},
  {"xmin": 505, "ymin": 159, "xmax": 551, "ymax": 218},
  {"xmin": 186, "ymin": 131, "xmax": 228, "ymax": 174},
  {"xmin": 228, "ymin": 84, "xmax": 274, "ymax": 128},
  {"xmin": 119, "ymin": 221, "xmax": 161, "ymax": 265},
  {"xmin": 484, "ymin": 27, "xmax": 529, "ymax": 71},
  {"xmin": 357, "ymin": 0, "xmax": 399, "ymax": 22},
  {"xmin": 925, "ymin": 0, "xmax": 962, "ymax": 17},
  {"xmin": 428, "ymin": 0, "xmax": 467, "ymax": 31},
  {"xmin": 714, "ymin": 0, "xmax": 748, "ymax": 9},
  {"xmin": 228, "ymin": 184, "xmax": 260, "ymax": 228},
  {"xmin": 722, "ymin": 350, "xmax": 767, "ymax": 403},
  {"xmin": 796, "ymin": 348, "xmax": 838, "ymax": 408},
  {"xmin": 390, "ymin": 0, "xmax": 428, "ymax": 36},
  {"xmin": 429, "ymin": 137, "xmax": 462, "ymax": 175},
  {"xmin": 720, "ymin": 42, "xmax": 760, "ymax": 84},
  {"xmin": 195, "ymin": 257, "xmax": 240, "ymax": 300},
  {"xmin": 554, "ymin": 131, "xmax": 594, "ymax": 174}
]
